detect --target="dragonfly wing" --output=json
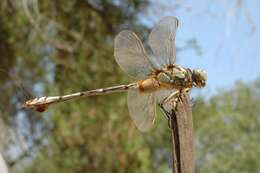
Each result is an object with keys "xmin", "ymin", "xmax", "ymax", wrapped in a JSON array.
[
  {"xmin": 127, "ymin": 90, "xmax": 156, "ymax": 132},
  {"xmin": 114, "ymin": 30, "xmax": 154, "ymax": 79},
  {"xmin": 148, "ymin": 16, "xmax": 179, "ymax": 68}
]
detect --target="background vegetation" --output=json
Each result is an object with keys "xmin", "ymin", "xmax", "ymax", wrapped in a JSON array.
[{"xmin": 0, "ymin": 0, "xmax": 259, "ymax": 172}]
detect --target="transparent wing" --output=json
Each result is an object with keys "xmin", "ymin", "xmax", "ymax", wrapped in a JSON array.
[
  {"xmin": 114, "ymin": 30, "xmax": 154, "ymax": 79},
  {"xmin": 128, "ymin": 90, "xmax": 156, "ymax": 132},
  {"xmin": 148, "ymin": 16, "xmax": 179, "ymax": 68}
]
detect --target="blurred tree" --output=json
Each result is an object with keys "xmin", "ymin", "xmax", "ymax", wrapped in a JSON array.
[
  {"xmin": 193, "ymin": 80, "xmax": 260, "ymax": 173},
  {"xmin": 0, "ymin": 153, "xmax": 9, "ymax": 173},
  {"xmin": 0, "ymin": 0, "xmax": 166, "ymax": 173}
]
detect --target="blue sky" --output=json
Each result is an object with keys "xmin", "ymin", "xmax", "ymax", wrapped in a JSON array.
[{"xmin": 142, "ymin": 0, "xmax": 260, "ymax": 96}]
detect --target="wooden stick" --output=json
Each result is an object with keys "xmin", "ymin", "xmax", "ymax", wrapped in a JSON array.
[
  {"xmin": 160, "ymin": 93, "xmax": 194, "ymax": 173},
  {"xmin": 175, "ymin": 93, "xmax": 194, "ymax": 173},
  {"xmin": 170, "ymin": 111, "xmax": 181, "ymax": 173}
]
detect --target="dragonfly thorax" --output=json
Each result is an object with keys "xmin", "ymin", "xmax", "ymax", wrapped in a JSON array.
[
  {"xmin": 138, "ymin": 66, "xmax": 207, "ymax": 93},
  {"xmin": 156, "ymin": 66, "xmax": 193, "ymax": 90}
]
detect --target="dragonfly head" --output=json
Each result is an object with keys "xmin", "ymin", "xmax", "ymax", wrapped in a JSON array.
[{"xmin": 192, "ymin": 69, "xmax": 207, "ymax": 88}]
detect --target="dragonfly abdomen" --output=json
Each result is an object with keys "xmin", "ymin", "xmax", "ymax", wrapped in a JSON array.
[{"xmin": 138, "ymin": 78, "xmax": 168, "ymax": 93}]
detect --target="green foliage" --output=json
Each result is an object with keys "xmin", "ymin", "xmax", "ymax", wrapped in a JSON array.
[
  {"xmin": 1, "ymin": 0, "xmax": 160, "ymax": 172},
  {"xmin": 193, "ymin": 80, "xmax": 260, "ymax": 173}
]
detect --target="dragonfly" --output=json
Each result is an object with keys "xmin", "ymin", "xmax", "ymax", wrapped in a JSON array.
[{"xmin": 24, "ymin": 16, "xmax": 207, "ymax": 132}]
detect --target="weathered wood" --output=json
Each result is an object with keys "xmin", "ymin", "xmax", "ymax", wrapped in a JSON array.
[
  {"xmin": 175, "ymin": 93, "xmax": 194, "ymax": 173},
  {"xmin": 161, "ymin": 93, "xmax": 194, "ymax": 173},
  {"xmin": 170, "ymin": 111, "xmax": 181, "ymax": 173}
]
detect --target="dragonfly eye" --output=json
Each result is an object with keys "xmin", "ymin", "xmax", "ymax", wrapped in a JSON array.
[{"xmin": 192, "ymin": 69, "xmax": 207, "ymax": 88}]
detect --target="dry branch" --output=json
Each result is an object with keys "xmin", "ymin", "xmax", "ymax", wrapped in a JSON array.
[{"xmin": 161, "ymin": 93, "xmax": 194, "ymax": 173}]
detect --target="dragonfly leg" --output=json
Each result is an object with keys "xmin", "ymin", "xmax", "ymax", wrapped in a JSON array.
[
  {"xmin": 158, "ymin": 88, "xmax": 190, "ymax": 129},
  {"xmin": 167, "ymin": 88, "xmax": 191, "ymax": 106},
  {"xmin": 160, "ymin": 90, "xmax": 179, "ymax": 106},
  {"xmin": 158, "ymin": 102, "xmax": 173, "ymax": 129},
  {"xmin": 158, "ymin": 90, "xmax": 181, "ymax": 129}
]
